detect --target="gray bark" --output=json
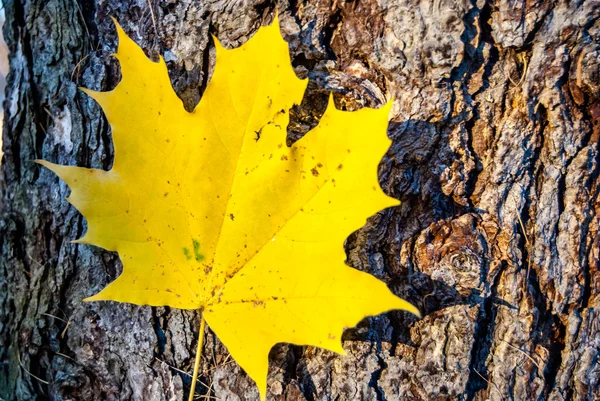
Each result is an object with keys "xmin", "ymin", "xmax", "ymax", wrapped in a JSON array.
[{"xmin": 1, "ymin": 0, "xmax": 599, "ymax": 400}]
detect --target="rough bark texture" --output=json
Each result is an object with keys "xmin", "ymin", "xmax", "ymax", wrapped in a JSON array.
[{"xmin": 1, "ymin": 0, "xmax": 599, "ymax": 400}]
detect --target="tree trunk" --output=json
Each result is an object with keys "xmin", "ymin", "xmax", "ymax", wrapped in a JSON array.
[{"xmin": 1, "ymin": 0, "xmax": 599, "ymax": 400}]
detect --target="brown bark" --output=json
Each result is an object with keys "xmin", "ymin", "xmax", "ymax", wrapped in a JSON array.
[{"xmin": 1, "ymin": 0, "xmax": 599, "ymax": 400}]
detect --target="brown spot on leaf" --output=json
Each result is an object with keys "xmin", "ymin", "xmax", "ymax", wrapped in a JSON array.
[{"xmin": 253, "ymin": 300, "xmax": 266, "ymax": 308}]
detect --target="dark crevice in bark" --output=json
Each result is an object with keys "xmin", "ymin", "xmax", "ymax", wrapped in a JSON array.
[
  {"xmin": 12, "ymin": 0, "xmax": 44, "ymax": 164},
  {"xmin": 29, "ymin": 351, "xmax": 50, "ymax": 398},
  {"xmin": 255, "ymin": 0, "xmax": 277, "ymax": 24},
  {"xmin": 464, "ymin": 261, "xmax": 506, "ymax": 400},
  {"xmin": 565, "ymin": 385, "xmax": 574, "ymax": 401},
  {"xmin": 297, "ymin": 349, "xmax": 317, "ymax": 401},
  {"xmin": 462, "ymin": 1, "xmax": 500, "ymax": 205},
  {"xmin": 5, "ymin": 3, "xmax": 24, "ymax": 180},
  {"xmin": 530, "ymin": 103, "xmax": 547, "ymax": 179},
  {"xmin": 55, "ymin": 217, "xmax": 83, "ymax": 333},
  {"xmin": 463, "ymin": 113, "xmax": 479, "ymax": 207},
  {"xmin": 524, "ymin": 251, "xmax": 566, "ymax": 396},
  {"xmin": 504, "ymin": 96, "xmax": 540, "ymax": 336},
  {"xmin": 11, "ymin": 214, "xmax": 27, "ymax": 266},
  {"xmin": 532, "ymin": 103, "xmax": 548, "ymax": 210},
  {"xmin": 478, "ymin": 1, "xmax": 495, "ymax": 45},
  {"xmin": 576, "ymin": 110, "xmax": 599, "ymax": 311},
  {"xmin": 522, "ymin": 3, "xmax": 554, "ymax": 49},
  {"xmin": 543, "ymin": 316, "xmax": 566, "ymax": 398},
  {"xmin": 466, "ymin": 0, "xmax": 499, "ymax": 96},
  {"xmin": 152, "ymin": 308, "xmax": 167, "ymax": 357},
  {"xmin": 283, "ymin": 0, "xmax": 303, "ymax": 32},
  {"xmin": 517, "ymin": 185, "xmax": 535, "ymax": 295},
  {"xmin": 78, "ymin": 0, "xmax": 99, "ymax": 48},
  {"xmin": 369, "ymin": 353, "xmax": 388, "ymax": 401},
  {"xmin": 320, "ymin": 6, "xmax": 342, "ymax": 61},
  {"xmin": 2, "ymin": 96, "xmax": 21, "ymax": 178},
  {"xmin": 449, "ymin": 1, "xmax": 480, "ymax": 85},
  {"xmin": 197, "ymin": 29, "xmax": 213, "ymax": 102},
  {"xmin": 287, "ymin": 344, "xmax": 302, "ymax": 384},
  {"xmin": 553, "ymin": 68, "xmax": 578, "ymax": 227},
  {"xmin": 580, "ymin": 255, "xmax": 593, "ymax": 310},
  {"xmin": 581, "ymin": 157, "xmax": 599, "ymax": 310},
  {"xmin": 13, "ymin": 218, "xmax": 33, "ymax": 340},
  {"xmin": 96, "ymin": 111, "xmax": 113, "ymax": 169}
]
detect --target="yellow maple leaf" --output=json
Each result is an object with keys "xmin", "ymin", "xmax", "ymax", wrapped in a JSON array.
[{"xmin": 39, "ymin": 17, "xmax": 419, "ymax": 400}]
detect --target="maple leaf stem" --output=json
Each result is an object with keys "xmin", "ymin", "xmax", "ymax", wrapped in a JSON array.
[{"xmin": 188, "ymin": 315, "xmax": 206, "ymax": 401}]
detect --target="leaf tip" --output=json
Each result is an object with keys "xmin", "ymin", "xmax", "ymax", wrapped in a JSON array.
[
  {"xmin": 270, "ymin": 10, "xmax": 280, "ymax": 27},
  {"xmin": 402, "ymin": 301, "xmax": 422, "ymax": 319},
  {"xmin": 381, "ymin": 97, "xmax": 394, "ymax": 114},
  {"xmin": 82, "ymin": 292, "xmax": 99, "ymax": 302},
  {"xmin": 83, "ymin": 289, "xmax": 110, "ymax": 303},
  {"xmin": 323, "ymin": 92, "xmax": 337, "ymax": 113},
  {"xmin": 110, "ymin": 16, "xmax": 135, "ymax": 59},
  {"xmin": 108, "ymin": 15, "xmax": 119, "ymax": 27},
  {"xmin": 387, "ymin": 197, "xmax": 401, "ymax": 209},
  {"xmin": 71, "ymin": 236, "xmax": 91, "ymax": 245},
  {"xmin": 78, "ymin": 86, "xmax": 93, "ymax": 97},
  {"xmin": 109, "ymin": 16, "xmax": 126, "ymax": 42},
  {"xmin": 34, "ymin": 160, "xmax": 63, "ymax": 177},
  {"xmin": 211, "ymin": 33, "xmax": 227, "ymax": 55},
  {"xmin": 79, "ymin": 87, "xmax": 110, "ymax": 106}
]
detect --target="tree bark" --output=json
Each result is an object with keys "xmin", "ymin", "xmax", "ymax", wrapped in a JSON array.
[{"xmin": 1, "ymin": 0, "xmax": 599, "ymax": 400}]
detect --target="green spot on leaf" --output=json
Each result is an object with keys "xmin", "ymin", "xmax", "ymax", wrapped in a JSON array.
[{"xmin": 192, "ymin": 239, "xmax": 205, "ymax": 262}]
